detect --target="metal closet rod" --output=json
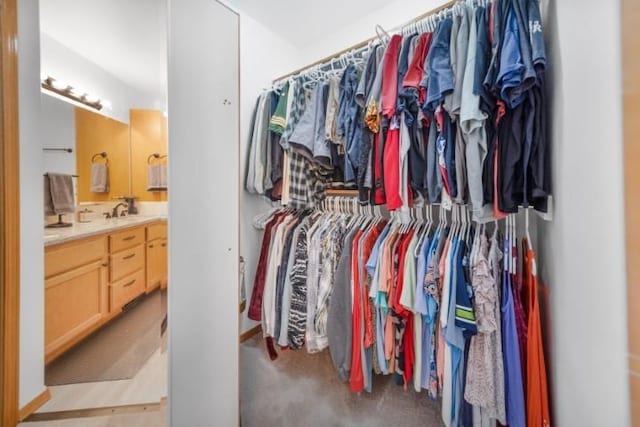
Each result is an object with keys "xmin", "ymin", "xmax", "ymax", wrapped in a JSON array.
[{"xmin": 272, "ymin": 0, "xmax": 457, "ymax": 83}]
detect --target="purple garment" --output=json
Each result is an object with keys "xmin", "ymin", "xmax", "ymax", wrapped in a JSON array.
[{"xmin": 501, "ymin": 240, "xmax": 526, "ymax": 427}]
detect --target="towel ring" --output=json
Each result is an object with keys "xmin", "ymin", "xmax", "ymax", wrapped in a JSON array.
[
  {"xmin": 147, "ymin": 153, "xmax": 168, "ymax": 164},
  {"xmin": 91, "ymin": 152, "xmax": 108, "ymax": 164}
]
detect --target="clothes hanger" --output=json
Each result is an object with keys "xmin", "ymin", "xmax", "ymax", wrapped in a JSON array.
[
  {"xmin": 375, "ymin": 24, "xmax": 391, "ymax": 46},
  {"xmin": 525, "ymin": 207, "xmax": 533, "ymax": 247}
]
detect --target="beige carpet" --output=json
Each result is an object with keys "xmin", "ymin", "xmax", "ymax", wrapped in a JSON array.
[{"xmin": 46, "ymin": 290, "xmax": 167, "ymax": 386}]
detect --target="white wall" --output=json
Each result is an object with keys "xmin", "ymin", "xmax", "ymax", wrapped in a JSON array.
[
  {"xmin": 237, "ymin": 13, "xmax": 302, "ymax": 333},
  {"xmin": 167, "ymin": 0, "xmax": 239, "ymax": 425},
  {"xmin": 42, "ymin": 93, "xmax": 75, "ymax": 175},
  {"xmin": 40, "ymin": 33, "xmax": 158, "ymax": 123},
  {"xmin": 295, "ymin": 0, "xmax": 449, "ymax": 66},
  {"xmin": 538, "ymin": 0, "xmax": 630, "ymax": 425},
  {"xmin": 18, "ymin": 0, "xmax": 45, "ymax": 408}
]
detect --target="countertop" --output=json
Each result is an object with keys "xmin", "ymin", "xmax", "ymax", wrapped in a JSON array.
[{"xmin": 44, "ymin": 215, "xmax": 167, "ymax": 247}]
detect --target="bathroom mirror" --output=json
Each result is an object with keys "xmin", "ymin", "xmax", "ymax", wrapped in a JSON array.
[{"xmin": 42, "ymin": 93, "xmax": 168, "ymax": 203}]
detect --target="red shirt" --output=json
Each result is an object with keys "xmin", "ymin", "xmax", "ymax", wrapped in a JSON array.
[
  {"xmin": 381, "ymin": 34, "xmax": 403, "ymax": 119},
  {"xmin": 403, "ymin": 32, "xmax": 433, "ymax": 89},
  {"xmin": 383, "ymin": 126, "xmax": 402, "ymax": 210}
]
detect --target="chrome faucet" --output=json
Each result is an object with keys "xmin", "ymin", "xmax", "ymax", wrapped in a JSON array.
[{"xmin": 112, "ymin": 202, "xmax": 128, "ymax": 218}]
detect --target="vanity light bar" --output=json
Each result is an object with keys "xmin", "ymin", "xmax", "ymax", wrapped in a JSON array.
[{"xmin": 41, "ymin": 76, "xmax": 104, "ymax": 111}]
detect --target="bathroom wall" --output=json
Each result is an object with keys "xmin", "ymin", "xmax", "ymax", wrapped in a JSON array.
[{"xmin": 40, "ymin": 33, "xmax": 157, "ymax": 123}]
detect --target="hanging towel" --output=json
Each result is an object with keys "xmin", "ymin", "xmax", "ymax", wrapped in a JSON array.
[
  {"xmin": 44, "ymin": 173, "xmax": 75, "ymax": 215},
  {"xmin": 90, "ymin": 163, "xmax": 109, "ymax": 193},
  {"xmin": 147, "ymin": 164, "xmax": 166, "ymax": 191},
  {"xmin": 159, "ymin": 164, "xmax": 168, "ymax": 189}
]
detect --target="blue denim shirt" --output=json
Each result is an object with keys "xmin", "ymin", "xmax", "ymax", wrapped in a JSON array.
[
  {"xmin": 337, "ymin": 64, "xmax": 361, "ymax": 182},
  {"xmin": 424, "ymin": 17, "xmax": 455, "ymax": 113},
  {"xmin": 497, "ymin": 4, "xmax": 526, "ymax": 108}
]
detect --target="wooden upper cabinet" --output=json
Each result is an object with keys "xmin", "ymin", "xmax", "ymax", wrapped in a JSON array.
[
  {"xmin": 130, "ymin": 109, "xmax": 168, "ymax": 201},
  {"xmin": 75, "ymin": 108, "xmax": 130, "ymax": 202}
]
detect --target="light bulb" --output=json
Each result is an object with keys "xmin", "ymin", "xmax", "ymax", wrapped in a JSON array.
[{"xmin": 51, "ymin": 79, "xmax": 68, "ymax": 90}]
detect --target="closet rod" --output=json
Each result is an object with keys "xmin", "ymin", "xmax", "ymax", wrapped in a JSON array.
[{"xmin": 272, "ymin": 0, "xmax": 457, "ymax": 82}]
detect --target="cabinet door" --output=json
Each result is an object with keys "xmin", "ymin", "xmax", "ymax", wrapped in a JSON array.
[
  {"xmin": 160, "ymin": 238, "xmax": 168, "ymax": 288},
  {"xmin": 146, "ymin": 239, "xmax": 162, "ymax": 291},
  {"xmin": 45, "ymin": 259, "xmax": 108, "ymax": 361}
]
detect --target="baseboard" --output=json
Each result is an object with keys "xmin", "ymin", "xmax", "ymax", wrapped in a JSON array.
[
  {"xmin": 19, "ymin": 388, "xmax": 51, "ymax": 421},
  {"xmin": 24, "ymin": 401, "xmax": 161, "ymax": 422},
  {"xmin": 239, "ymin": 324, "xmax": 261, "ymax": 343}
]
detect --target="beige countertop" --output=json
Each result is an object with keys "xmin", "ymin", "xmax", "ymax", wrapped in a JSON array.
[{"xmin": 44, "ymin": 215, "xmax": 167, "ymax": 247}]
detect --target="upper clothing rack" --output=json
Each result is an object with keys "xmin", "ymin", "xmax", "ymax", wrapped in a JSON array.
[
  {"xmin": 272, "ymin": 0, "xmax": 457, "ymax": 83},
  {"xmin": 271, "ymin": 0, "xmax": 459, "ymax": 197}
]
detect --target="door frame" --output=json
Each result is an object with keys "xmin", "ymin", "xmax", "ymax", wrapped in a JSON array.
[
  {"xmin": 623, "ymin": 0, "xmax": 640, "ymax": 423},
  {"xmin": 0, "ymin": 0, "xmax": 21, "ymax": 425}
]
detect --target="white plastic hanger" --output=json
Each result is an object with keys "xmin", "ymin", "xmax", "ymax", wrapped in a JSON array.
[
  {"xmin": 375, "ymin": 24, "xmax": 390, "ymax": 46},
  {"xmin": 525, "ymin": 207, "xmax": 533, "ymax": 247}
]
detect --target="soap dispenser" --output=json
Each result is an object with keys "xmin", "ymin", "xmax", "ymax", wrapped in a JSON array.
[{"xmin": 77, "ymin": 208, "xmax": 92, "ymax": 223}]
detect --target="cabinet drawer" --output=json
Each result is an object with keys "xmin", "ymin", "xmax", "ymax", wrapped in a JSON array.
[
  {"xmin": 110, "ymin": 244, "xmax": 145, "ymax": 282},
  {"xmin": 46, "ymin": 236, "xmax": 108, "ymax": 278},
  {"xmin": 147, "ymin": 222, "xmax": 167, "ymax": 241},
  {"xmin": 109, "ymin": 227, "xmax": 145, "ymax": 253},
  {"xmin": 110, "ymin": 269, "xmax": 145, "ymax": 311}
]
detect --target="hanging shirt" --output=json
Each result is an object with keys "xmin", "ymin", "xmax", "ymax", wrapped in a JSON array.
[
  {"xmin": 523, "ymin": 239, "xmax": 551, "ymax": 427},
  {"xmin": 424, "ymin": 17, "xmax": 455, "ymax": 113},
  {"xmin": 501, "ymin": 238, "xmax": 526, "ymax": 427},
  {"xmin": 383, "ymin": 119, "xmax": 403, "ymax": 211},
  {"xmin": 381, "ymin": 34, "xmax": 404, "ymax": 119}
]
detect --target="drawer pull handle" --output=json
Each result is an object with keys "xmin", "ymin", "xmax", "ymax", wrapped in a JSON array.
[
  {"xmin": 149, "ymin": 244, "xmax": 154, "ymax": 248},
  {"xmin": 102, "ymin": 262, "xmax": 108, "ymax": 267},
  {"xmin": 123, "ymin": 253, "xmax": 136, "ymax": 260},
  {"xmin": 161, "ymin": 243, "xmax": 167, "ymax": 247},
  {"xmin": 123, "ymin": 236, "xmax": 136, "ymax": 241},
  {"xmin": 123, "ymin": 279, "xmax": 136, "ymax": 287}
]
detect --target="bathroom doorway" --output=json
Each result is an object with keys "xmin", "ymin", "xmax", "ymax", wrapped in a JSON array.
[{"xmin": 32, "ymin": 0, "xmax": 169, "ymax": 420}]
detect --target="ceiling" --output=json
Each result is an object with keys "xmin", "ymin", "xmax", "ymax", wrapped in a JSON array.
[
  {"xmin": 39, "ymin": 0, "xmax": 167, "ymax": 101},
  {"xmin": 225, "ymin": 0, "xmax": 391, "ymax": 46}
]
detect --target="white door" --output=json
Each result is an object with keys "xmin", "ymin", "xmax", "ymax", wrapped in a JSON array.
[{"xmin": 167, "ymin": 0, "xmax": 239, "ymax": 425}]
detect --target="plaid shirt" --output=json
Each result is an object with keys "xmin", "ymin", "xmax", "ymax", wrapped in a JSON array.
[{"xmin": 287, "ymin": 150, "xmax": 329, "ymax": 210}]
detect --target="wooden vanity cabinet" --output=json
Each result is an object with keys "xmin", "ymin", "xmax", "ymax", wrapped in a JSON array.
[
  {"xmin": 45, "ymin": 221, "xmax": 167, "ymax": 363},
  {"xmin": 146, "ymin": 222, "xmax": 167, "ymax": 291},
  {"xmin": 108, "ymin": 226, "xmax": 146, "ymax": 312},
  {"xmin": 45, "ymin": 236, "xmax": 109, "ymax": 363}
]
